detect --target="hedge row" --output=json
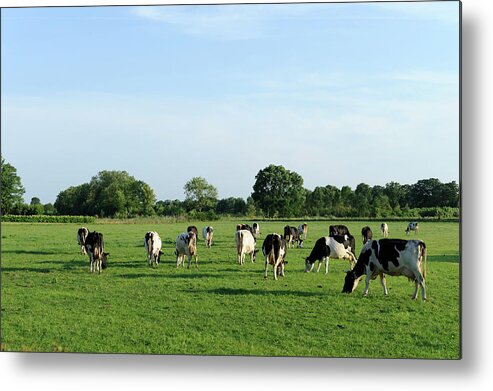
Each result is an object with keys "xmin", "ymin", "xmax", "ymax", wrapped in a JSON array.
[{"xmin": 1, "ymin": 215, "xmax": 96, "ymax": 223}]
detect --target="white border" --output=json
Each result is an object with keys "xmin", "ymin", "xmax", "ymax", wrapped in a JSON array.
[{"xmin": 2, "ymin": 0, "xmax": 492, "ymax": 390}]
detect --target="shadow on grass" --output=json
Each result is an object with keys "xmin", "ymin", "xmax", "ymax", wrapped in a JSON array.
[
  {"xmin": 1, "ymin": 267, "xmax": 51, "ymax": 274},
  {"xmin": 1, "ymin": 250, "xmax": 60, "ymax": 255},
  {"xmin": 186, "ymin": 287, "xmax": 327, "ymax": 297},
  {"xmin": 428, "ymin": 255, "xmax": 460, "ymax": 263},
  {"xmin": 119, "ymin": 272, "xmax": 228, "ymax": 279}
]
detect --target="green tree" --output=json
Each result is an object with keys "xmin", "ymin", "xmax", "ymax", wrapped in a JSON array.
[
  {"xmin": 54, "ymin": 171, "xmax": 156, "ymax": 217},
  {"xmin": 409, "ymin": 178, "xmax": 443, "ymax": 208},
  {"xmin": 439, "ymin": 181, "xmax": 460, "ymax": 207},
  {"xmin": 339, "ymin": 186, "xmax": 355, "ymax": 217},
  {"xmin": 354, "ymin": 183, "xmax": 371, "ymax": 217},
  {"xmin": 30, "ymin": 197, "xmax": 41, "ymax": 206},
  {"xmin": 251, "ymin": 164, "xmax": 305, "ymax": 217},
  {"xmin": 54, "ymin": 183, "xmax": 91, "ymax": 215},
  {"xmin": 155, "ymin": 199, "xmax": 185, "ymax": 217},
  {"xmin": 371, "ymin": 194, "xmax": 393, "ymax": 218},
  {"xmin": 216, "ymin": 197, "xmax": 247, "ymax": 216},
  {"xmin": 384, "ymin": 181, "xmax": 406, "ymax": 209},
  {"xmin": 1, "ymin": 158, "xmax": 26, "ymax": 214},
  {"xmin": 183, "ymin": 177, "xmax": 218, "ymax": 213},
  {"xmin": 43, "ymin": 203, "xmax": 55, "ymax": 215}
]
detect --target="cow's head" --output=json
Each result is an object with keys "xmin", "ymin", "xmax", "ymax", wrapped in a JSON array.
[
  {"xmin": 188, "ymin": 232, "xmax": 197, "ymax": 254},
  {"xmin": 101, "ymin": 252, "xmax": 110, "ymax": 270},
  {"xmin": 342, "ymin": 270, "xmax": 361, "ymax": 293},
  {"xmin": 304, "ymin": 257, "xmax": 315, "ymax": 272}
]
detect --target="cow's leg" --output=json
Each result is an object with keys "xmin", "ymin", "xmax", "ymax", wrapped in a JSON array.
[
  {"xmin": 363, "ymin": 272, "xmax": 372, "ymax": 296},
  {"xmin": 264, "ymin": 258, "xmax": 269, "ymax": 279},
  {"xmin": 379, "ymin": 274, "xmax": 388, "ymax": 295},
  {"xmin": 325, "ymin": 256, "xmax": 329, "ymax": 274},
  {"xmin": 195, "ymin": 255, "xmax": 198, "ymax": 268},
  {"xmin": 273, "ymin": 264, "xmax": 278, "ymax": 280},
  {"xmin": 412, "ymin": 271, "xmax": 426, "ymax": 301},
  {"xmin": 280, "ymin": 263, "xmax": 285, "ymax": 277},
  {"xmin": 348, "ymin": 252, "xmax": 356, "ymax": 270},
  {"xmin": 316, "ymin": 258, "xmax": 323, "ymax": 273}
]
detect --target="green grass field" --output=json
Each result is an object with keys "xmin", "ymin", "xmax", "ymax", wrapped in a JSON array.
[{"xmin": 1, "ymin": 219, "xmax": 460, "ymax": 358}]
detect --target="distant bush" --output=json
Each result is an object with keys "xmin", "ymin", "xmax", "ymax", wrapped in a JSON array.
[{"xmin": 2, "ymin": 215, "xmax": 96, "ymax": 223}]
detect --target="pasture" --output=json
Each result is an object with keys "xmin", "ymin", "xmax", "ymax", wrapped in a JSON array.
[{"xmin": 1, "ymin": 220, "xmax": 460, "ymax": 358}]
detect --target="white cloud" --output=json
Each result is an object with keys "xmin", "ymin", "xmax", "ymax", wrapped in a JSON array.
[
  {"xmin": 132, "ymin": 5, "xmax": 267, "ymax": 40},
  {"xmin": 373, "ymin": 2, "xmax": 459, "ymax": 24}
]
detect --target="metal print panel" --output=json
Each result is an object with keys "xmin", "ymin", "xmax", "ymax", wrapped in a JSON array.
[{"xmin": 1, "ymin": 0, "xmax": 461, "ymax": 358}]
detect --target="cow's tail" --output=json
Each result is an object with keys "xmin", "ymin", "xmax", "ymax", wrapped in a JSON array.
[
  {"xmin": 236, "ymin": 230, "xmax": 243, "ymax": 256},
  {"xmin": 273, "ymin": 234, "xmax": 281, "ymax": 264},
  {"xmin": 420, "ymin": 241, "xmax": 427, "ymax": 280},
  {"xmin": 147, "ymin": 236, "xmax": 153, "ymax": 254}
]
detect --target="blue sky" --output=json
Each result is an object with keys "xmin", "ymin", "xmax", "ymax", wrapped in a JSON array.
[{"xmin": 1, "ymin": 1, "xmax": 460, "ymax": 204}]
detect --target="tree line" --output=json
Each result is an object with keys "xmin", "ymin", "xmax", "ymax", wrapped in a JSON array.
[{"xmin": 1, "ymin": 159, "xmax": 459, "ymax": 220}]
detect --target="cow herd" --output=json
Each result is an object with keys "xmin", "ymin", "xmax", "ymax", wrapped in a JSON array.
[{"xmin": 76, "ymin": 221, "xmax": 426, "ymax": 300}]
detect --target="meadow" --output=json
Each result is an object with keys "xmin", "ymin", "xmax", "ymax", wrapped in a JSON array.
[{"xmin": 1, "ymin": 219, "xmax": 460, "ymax": 358}]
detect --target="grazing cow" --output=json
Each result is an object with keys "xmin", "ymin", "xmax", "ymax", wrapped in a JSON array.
[
  {"xmin": 284, "ymin": 225, "xmax": 301, "ymax": 248},
  {"xmin": 202, "ymin": 226, "xmax": 214, "ymax": 248},
  {"xmin": 187, "ymin": 225, "xmax": 199, "ymax": 240},
  {"xmin": 252, "ymin": 222, "xmax": 260, "ymax": 239},
  {"xmin": 298, "ymin": 223, "xmax": 308, "ymax": 241},
  {"xmin": 262, "ymin": 233, "xmax": 287, "ymax": 280},
  {"xmin": 381, "ymin": 223, "xmax": 389, "ymax": 238},
  {"xmin": 405, "ymin": 222, "xmax": 419, "ymax": 235},
  {"xmin": 237, "ymin": 223, "xmax": 254, "ymax": 233},
  {"xmin": 144, "ymin": 231, "xmax": 163, "ymax": 267},
  {"xmin": 235, "ymin": 229, "xmax": 258, "ymax": 265},
  {"xmin": 329, "ymin": 224, "xmax": 350, "ymax": 236},
  {"xmin": 304, "ymin": 235, "xmax": 357, "ymax": 274},
  {"xmin": 84, "ymin": 231, "xmax": 109, "ymax": 273},
  {"xmin": 361, "ymin": 226, "xmax": 373, "ymax": 244},
  {"xmin": 329, "ymin": 225, "xmax": 355, "ymax": 257},
  {"xmin": 175, "ymin": 231, "xmax": 198, "ymax": 268},
  {"xmin": 77, "ymin": 227, "xmax": 89, "ymax": 255},
  {"xmin": 342, "ymin": 239, "xmax": 427, "ymax": 301}
]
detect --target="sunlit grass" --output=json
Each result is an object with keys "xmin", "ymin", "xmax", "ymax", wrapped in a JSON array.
[{"xmin": 1, "ymin": 220, "xmax": 460, "ymax": 358}]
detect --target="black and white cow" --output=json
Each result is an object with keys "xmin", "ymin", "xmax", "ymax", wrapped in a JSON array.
[
  {"xmin": 144, "ymin": 231, "xmax": 163, "ymax": 267},
  {"xmin": 202, "ymin": 226, "xmax": 214, "ymax": 248},
  {"xmin": 187, "ymin": 225, "xmax": 199, "ymax": 240},
  {"xmin": 405, "ymin": 222, "xmax": 419, "ymax": 235},
  {"xmin": 381, "ymin": 222, "xmax": 389, "ymax": 238},
  {"xmin": 284, "ymin": 225, "xmax": 301, "ymax": 248},
  {"xmin": 84, "ymin": 231, "xmax": 109, "ymax": 273},
  {"xmin": 236, "ymin": 223, "xmax": 254, "ymax": 236},
  {"xmin": 262, "ymin": 233, "xmax": 287, "ymax": 280},
  {"xmin": 176, "ymin": 231, "xmax": 198, "ymax": 268},
  {"xmin": 329, "ymin": 225, "xmax": 355, "ymax": 258},
  {"xmin": 304, "ymin": 235, "xmax": 357, "ymax": 274},
  {"xmin": 77, "ymin": 227, "xmax": 89, "ymax": 255},
  {"xmin": 342, "ymin": 239, "xmax": 427, "ymax": 301},
  {"xmin": 235, "ymin": 229, "xmax": 258, "ymax": 265},
  {"xmin": 298, "ymin": 223, "xmax": 308, "ymax": 241},
  {"xmin": 361, "ymin": 226, "xmax": 373, "ymax": 244},
  {"xmin": 329, "ymin": 224, "xmax": 350, "ymax": 237},
  {"xmin": 252, "ymin": 222, "xmax": 260, "ymax": 239}
]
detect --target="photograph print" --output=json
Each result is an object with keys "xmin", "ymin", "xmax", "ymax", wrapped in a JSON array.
[{"xmin": 1, "ymin": 0, "xmax": 460, "ymax": 358}]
